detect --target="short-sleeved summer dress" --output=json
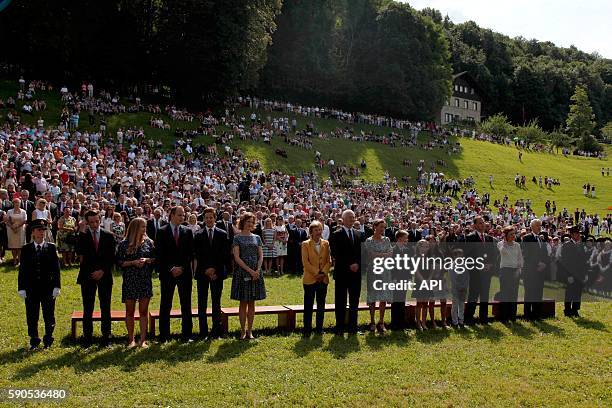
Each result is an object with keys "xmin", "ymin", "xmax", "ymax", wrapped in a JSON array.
[{"xmin": 231, "ymin": 234, "xmax": 267, "ymax": 301}]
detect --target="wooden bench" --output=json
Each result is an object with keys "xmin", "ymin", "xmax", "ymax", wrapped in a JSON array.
[
  {"xmin": 71, "ymin": 310, "xmax": 145, "ymax": 339},
  {"xmin": 71, "ymin": 299, "xmax": 556, "ymax": 338},
  {"xmin": 148, "ymin": 308, "xmax": 211, "ymax": 336},
  {"xmin": 220, "ymin": 305, "xmax": 292, "ymax": 334}
]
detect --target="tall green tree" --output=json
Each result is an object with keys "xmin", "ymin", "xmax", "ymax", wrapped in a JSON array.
[
  {"xmin": 566, "ymin": 85, "xmax": 600, "ymax": 152},
  {"xmin": 566, "ymin": 86, "xmax": 595, "ymax": 138}
]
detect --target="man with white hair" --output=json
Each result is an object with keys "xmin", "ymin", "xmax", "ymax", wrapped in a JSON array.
[
  {"xmin": 330, "ymin": 209, "xmax": 362, "ymax": 334},
  {"xmin": 521, "ymin": 218, "xmax": 550, "ymax": 320}
]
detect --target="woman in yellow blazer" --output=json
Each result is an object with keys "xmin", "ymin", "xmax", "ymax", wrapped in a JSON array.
[{"xmin": 301, "ymin": 220, "xmax": 331, "ymax": 336}]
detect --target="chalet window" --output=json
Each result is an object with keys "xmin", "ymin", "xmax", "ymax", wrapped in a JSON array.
[
  {"xmin": 463, "ymin": 100, "xmax": 469, "ymax": 109},
  {"xmin": 454, "ymin": 85, "xmax": 459, "ymax": 92},
  {"xmin": 473, "ymin": 102, "xmax": 478, "ymax": 111},
  {"xmin": 471, "ymin": 88, "xmax": 475, "ymax": 94},
  {"xmin": 454, "ymin": 98, "xmax": 460, "ymax": 107}
]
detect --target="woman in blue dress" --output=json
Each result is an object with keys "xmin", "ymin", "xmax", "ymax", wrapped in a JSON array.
[{"xmin": 231, "ymin": 212, "xmax": 265, "ymax": 340}]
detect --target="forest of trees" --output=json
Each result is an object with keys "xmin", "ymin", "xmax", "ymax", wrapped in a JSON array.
[{"xmin": 0, "ymin": 0, "xmax": 610, "ymax": 133}]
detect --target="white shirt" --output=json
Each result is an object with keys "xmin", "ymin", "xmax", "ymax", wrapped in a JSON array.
[
  {"xmin": 342, "ymin": 226, "xmax": 355, "ymax": 241},
  {"xmin": 34, "ymin": 241, "xmax": 46, "ymax": 252},
  {"xmin": 322, "ymin": 224, "xmax": 330, "ymax": 240},
  {"xmin": 498, "ymin": 241, "xmax": 523, "ymax": 269}
]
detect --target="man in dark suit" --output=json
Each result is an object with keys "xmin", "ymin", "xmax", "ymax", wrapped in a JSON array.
[
  {"xmin": 408, "ymin": 222, "xmax": 422, "ymax": 242},
  {"xmin": 115, "ymin": 194, "xmax": 129, "ymax": 214},
  {"xmin": 194, "ymin": 207, "xmax": 230, "ymax": 338},
  {"xmin": 76, "ymin": 209, "xmax": 116, "ymax": 346},
  {"xmin": 293, "ymin": 218, "xmax": 308, "ymax": 274},
  {"xmin": 156, "ymin": 205, "xmax": 194, "ymax": 342},
  {"xmin": 330, "ymin": 209, "xmax": 362, "ymax": 334},
  {"xmin": 20, "ymin": 189, "xmax": 35, "ymax": 242},
  {"xmin": 18, "ymin": 219, "xmax": 61, "ymax": 350},
  {"xmin": 286, "ymin": 216, "xmax": 299, "ymax": 274},
  {"xmin": 521, "ymin": 219, "xmax": 550, "ymax": 320},
  {"xmin": 464, "ymin": 216, "xmax": 498, "ymax": 325},
  {"xmin": 559, "ymin": 226, "xmax": 588, "ymax": 317},
  {"xmin": 215, "ymin": 211, "xmax": 234, "ymax": 243},
  {"xmin": 146, "ymin": 208, "xmax": 167, "ymax": 242},
  {"xmin": 385, "ymin": 223, "xmax": 398, "ymax": 243},
  {"xmin": 215, "ymin": 210, "xmax": 235, "ymax": 274}
]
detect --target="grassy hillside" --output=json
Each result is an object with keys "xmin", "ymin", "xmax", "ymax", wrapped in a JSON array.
[{"xmin": 1, "ymin": 80, "xmax": 610, "ymax": 215}]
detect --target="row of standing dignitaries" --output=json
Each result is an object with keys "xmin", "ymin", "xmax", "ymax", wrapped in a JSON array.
[
  {"xmin": 17, "ymin": 209, "xmax": 592, "ymax": 349},
  {"xmin": 72, "ymin": 206, "xmax": 231, "ymax": 346}
]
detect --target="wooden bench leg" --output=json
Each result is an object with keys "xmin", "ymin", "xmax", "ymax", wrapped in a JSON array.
[
  {"xmin": 71, "ymin": 320, "xmax": 78, "ymax": 339},
  {"xmin": 149, "ymin": 315, "xmax": 156, "ymax": 336},
  {"xmin": 492, "ymin": 303, "xmax": 501, "ymax": 319},
  {"xmin": 406, "ymin": 304, "xmax": 415, "ymax": 324},
  {"xmin": 278, "ymin": 313, "xmax": 289, "ymax": 331},
  {"xmin": 221, "ymin": 314, "xmax": 229, "ymax": 335},
  {"xmin": 286, "ymin": 311, "xmax": 296, "ymax": 331},
  {"xmin": 542, "ymin": 301, "xmax": 556, "ymax": 318}
]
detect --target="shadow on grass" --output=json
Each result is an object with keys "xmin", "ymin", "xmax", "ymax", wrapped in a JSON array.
[
  {"xmin": 413, "ymin": 327, "xmax": 451, "ymax": 344},
  {"xmin": 323, "ymin": 334, "xmax": 360, "ymax": 359},
  {"xmin": 469, "ymin": 324, "xmax": 505, "ymax": 342},
  {"xmin": 0, "ymin": 347, "xmax": 39, "ymax": 365},
  {"xmin": 363, "ymin": 329, "xmax": 412, "ymax": 350},
  {"xmin": 572, "ymin": 316, "xmax": 609, "ymax": 332},
  {"xmin": 530, "ymin": 319, "xmax": 566, "ymax": 336},
  {"xmin": 292, "ymin": 334, "xmax": 324, "ymax": 358},
  {"xmin": 505, "ymin": 320, "xmax": 538, "ymax": 339},
  {"xmin": 11, "ymin": 336, "xmax": 212, "ymax": 380},
  {"xmin": 207, "ymin": 339, "xmax": 255, "ymax": 363}
]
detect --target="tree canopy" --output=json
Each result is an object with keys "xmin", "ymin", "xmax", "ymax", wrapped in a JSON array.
[{"xmin": 0, "ymin": 0, "xmax": 609, "ymax": 127}]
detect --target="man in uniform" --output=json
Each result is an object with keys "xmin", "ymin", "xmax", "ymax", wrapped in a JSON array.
[
  {"xmin": 559, "ymin": 225, "xmax": 588, "ymax": 317},
  {"xmin": 521, "ymin": 219, "xmax": 550, "ymax": 320},
  {"xmin": 17, "ymin": 219, "xmax": 61, "ymax": 350}
]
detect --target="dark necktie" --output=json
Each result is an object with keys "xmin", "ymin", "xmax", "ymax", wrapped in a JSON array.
[
  {"xmin": 208, "ymin": 228, "xmax": 213, "ymax": 244},
  {"xmin": 174, "ymin": 225, "xmax": 179, "ymax": 246},
  {"xmin": 349, "ymin": 229, "xmax": 354, "ymax": 244},
  {"xmin": 92, "ymin": 230, "xmax": 99, "ymax": 251}
]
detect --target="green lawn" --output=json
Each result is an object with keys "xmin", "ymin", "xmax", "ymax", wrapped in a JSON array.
[{"xmin": 0, "ymin": 264, "xmax": 610, "ymax": 406}]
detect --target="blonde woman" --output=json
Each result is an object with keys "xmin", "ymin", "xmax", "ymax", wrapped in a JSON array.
[
  {"xmin": 111, "ymin": 212, "xmax": 125, "ymax": 243},
  {"xmin": 32, "ymin": 198, "xmax": 53, "ymax": 243},
  {"xmin": 6, "ymin": 198, "xmax": 26, "ymax": 266},
  {"xmin": 301, "ymin": 221, "xmax": 331, "ymax": 336},
  {"xmin": 274, "ymin": 217, "xmax": 288, "ymax": 275},
  {"xmin": 186, "ymin": 213, "xmax": 201, "ymax": 234},
  {"xmin": 117, "ymin": 218, "xmax": 156, "ymax": 348}
]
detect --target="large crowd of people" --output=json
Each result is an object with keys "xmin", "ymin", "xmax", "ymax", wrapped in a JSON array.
[{"xmin": 1, "ymin": 77, "xmax": 610, "ymax": 350}]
